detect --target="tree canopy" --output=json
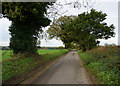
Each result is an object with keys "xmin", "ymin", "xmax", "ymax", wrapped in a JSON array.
[
  {"xmin": 47, "ymin": 9, "xmax": 115, "ymax": 51},
  {"xmin": 2, "ymin": 2, "xmax": 53, "ymax": 54},
  {"xmin": 47, "ymin": 15, "xmax": 77, "ymax": 49},
  {"xmin": 2, "ymin": 2, "xmax": 115, "ymax": 53}
]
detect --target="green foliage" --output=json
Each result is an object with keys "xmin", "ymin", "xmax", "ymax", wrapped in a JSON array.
[
  {"xmin": 88, "ymin": 46, "xmax": 118, "ymax": 58},
  {"xmin": 2, "ymin": 2, "xmax": 53, "ymax": 54},
  {"xmin": 2, "ymin": 49, "xmax": 68, "ymax": 82},
  {"xmin": 47, "ymin": 9, "xmax": 115, "ymax": 51},
  {"xmin": 2, "ymin": 57, "xmax": 36, "ymax": 81},
  {"xmin": 67, "ymin": 9, "xmax": 115, "ymax": 51},
  {"xmin": 47, "ymin": 15, "xmax": 77, "ymax": 49},
  {"xmin": 78, "ymin": 46, "xmax": 119, "ymax": 84},
  {"xmin": 78, "ymin": 51, "xmax": 97, "ymax": 65}
]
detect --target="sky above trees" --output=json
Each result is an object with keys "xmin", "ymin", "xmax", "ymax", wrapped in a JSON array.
[{"xmin": 0, "ymin": 0, "xmax": 119, "ymax": 47}]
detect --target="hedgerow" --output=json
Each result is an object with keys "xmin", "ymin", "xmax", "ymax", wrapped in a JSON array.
[{"xmin": 78, "ymin": 46, "xmax": 119, "ymax": 84}]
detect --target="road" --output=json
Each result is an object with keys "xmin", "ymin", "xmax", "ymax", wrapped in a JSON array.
[{"xmin": 31, "ymin": 51, "xmax": 93, "ymax": 84}]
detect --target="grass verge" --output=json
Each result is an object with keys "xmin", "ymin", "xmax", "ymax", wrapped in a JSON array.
[
  {"xmin": 2, "ymin": 49, "xmax": 68, "ymax": 83},
  {"xmin": 78, "ymin": 46, "xmax": 119, "ymax": 84}
]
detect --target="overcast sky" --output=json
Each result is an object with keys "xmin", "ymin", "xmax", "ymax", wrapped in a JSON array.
[{"xmin": 0, "ymin": 0, "xmax": 119, "ymax": 47}]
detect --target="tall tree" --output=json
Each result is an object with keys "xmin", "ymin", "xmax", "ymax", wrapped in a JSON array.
[
  {"xmin": 67, "ymin": 9, "xmax": 115, "ymax": 51},
  {"xmin": 2, "ymin": 2, "xmax": 53, "ymax": 54},
  {"xmin": 47, "ymin": 15, "xmax": 76, "ymax": 48},
  {"xmin": 47, "ymin": 9, "xmax": 115, "ymax": 51}
]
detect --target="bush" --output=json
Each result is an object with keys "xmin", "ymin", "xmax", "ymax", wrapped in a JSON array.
[{"xmin": 78, "ymin": 46, "xmax": 119, "ymax": 84}]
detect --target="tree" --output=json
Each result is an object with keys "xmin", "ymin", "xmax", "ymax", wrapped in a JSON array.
[
  {"xmin": 67, "ymin": 9, "xmax": 115, "ymax": 51},
  {"xmin": 47, "ymin": 15, "xmax": 77, "ymax": 49},
  {"xmin": 47, "ymin": 9, "xmax": 115, "ymax": 51},
  {"xmin": 2, "ymin": 2, "xmax": 53, "ymax": 54},
  {"xmin": 1, "ymin": 0, "xmax": 95, "ymax": 54}
]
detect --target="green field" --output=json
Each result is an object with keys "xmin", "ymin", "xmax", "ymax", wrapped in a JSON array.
[
  {"xmin": 1, "ymin": 49, "xmax": 65, "ymax": 61},
  {"xmin": 2, "ymin": 49, "xmax": 68, "ymax": 82},
  {"xmin": 37, "ymin": 49, "xmax": 62, "ymax": 54}
]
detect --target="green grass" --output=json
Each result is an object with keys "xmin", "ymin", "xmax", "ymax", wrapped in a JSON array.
[
  {"xmin": 78, "ymin": 46, "xmax": 119, "ymax": 84},
  {"xmin": 1, "ymin": 50, "xmax": 7, "ymax": 53},
  {"xmin": 37, "ymin": 49, "xmax": 61, "ymax": 54},
  {"xmin": 2, "ymin": 57, "xmax": 36, "ymax": 81},
  {"xmin": 1, "ymin": 49, "xmax": 65, "ymax": 61},
  {"xmin": 41, "ymin": 49, "xmax": 68, "ymax": 61},
  {"xmin": 1, "ymin": 50, "xmax": 13, "ymax": 61},
  {"xmin": 2, "ymin": 49, "xmax": 68, "ymax": 82}
]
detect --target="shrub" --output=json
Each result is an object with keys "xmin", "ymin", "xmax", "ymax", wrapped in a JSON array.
[{"xmin": 78, "ymin": 46, "xmax": 119, "ymax": 84}]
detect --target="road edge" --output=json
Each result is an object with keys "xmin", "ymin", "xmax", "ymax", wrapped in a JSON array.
[
  {"xmin": 77, "ymin": 51, "xmax": 98, "ymax": 84},
  {"xmin": 21, "ymin": 51, "xmax": 69, "ymax": 84}
]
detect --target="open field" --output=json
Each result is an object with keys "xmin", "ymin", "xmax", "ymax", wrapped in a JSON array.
[
  {"xmin": 37, "ymin": 49, "xmax": 63, "ymax": 54},
  {"xmin": 2, "ymin": 49, "xmax": 68, "ymax": 83},
  {"xmin": 1, "ymin": 49, "xmax": 64, "ymax": 61},
  {"xmin": 78, "ymin": 46, "xmax": 119, "ymax": 84}
]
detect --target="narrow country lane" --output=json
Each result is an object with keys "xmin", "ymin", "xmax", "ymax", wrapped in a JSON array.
[{"xmin": 31, "ymin": 51, "xmax": 93, "ymax": 84}]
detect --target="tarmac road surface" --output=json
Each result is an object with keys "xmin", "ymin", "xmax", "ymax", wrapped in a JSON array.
[{"xmin": 31, "ymin": 51, "xmax": 93, "ymax": 84}]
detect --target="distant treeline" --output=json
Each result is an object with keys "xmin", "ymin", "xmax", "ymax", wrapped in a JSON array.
[
  {"xmin": 37, "ymin": 46, "xmax": 65, "ymax": 50},
  {"xmin": 0, "ymin": 46, "xmax": 65, "ymax": 50},
  {"xmin": 0, "ymin": 44, "xmax": 119, "ymax": 50},
  {"xmin": 0, "ymin": 46, "xmax": 10, "ymax": 50}
]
